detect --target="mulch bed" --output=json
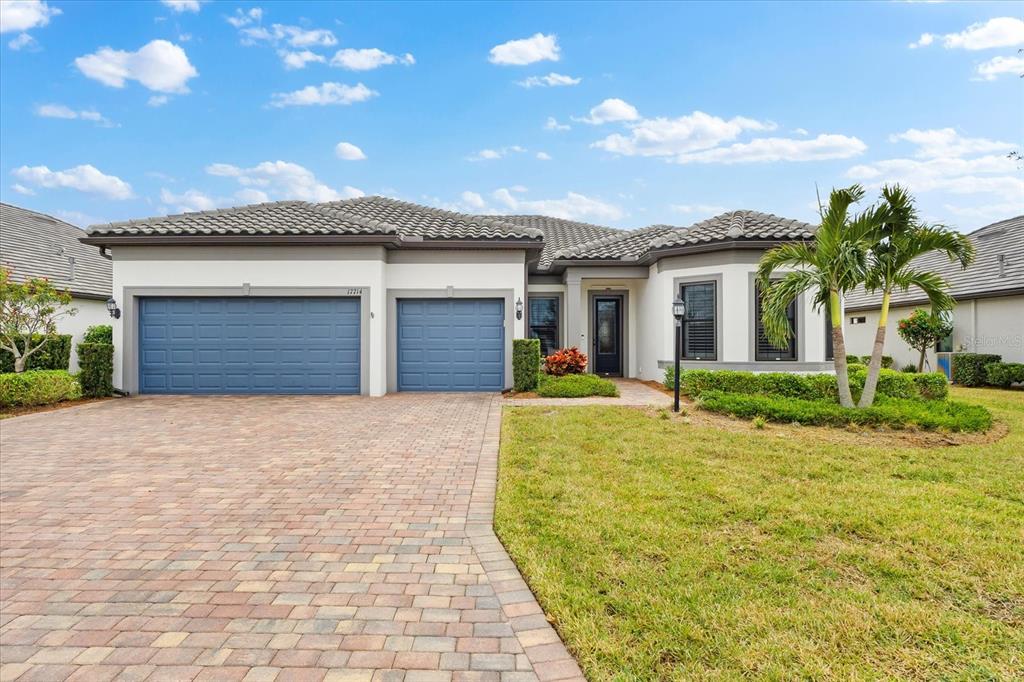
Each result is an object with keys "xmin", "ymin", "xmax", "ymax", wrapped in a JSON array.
[{"xmin": 0, "ymin": 397, "xmax": 114, "ymax": 420}]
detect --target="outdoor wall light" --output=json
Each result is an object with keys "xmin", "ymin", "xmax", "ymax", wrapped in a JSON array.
[
  {"xmin": 515, "ymin": 297, "xmax": 524, "ymax": 320},
  {"xmin": 672, "ymin": 298, "xmax": 686, "ymax": 413},
  {"xmin": 106, "ymin": 297, "xmax": 121, "ymax": 319}
]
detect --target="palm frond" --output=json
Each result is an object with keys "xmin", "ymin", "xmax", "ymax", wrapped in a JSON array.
[
  {"xmin": 891, "ymin": 268, "xmax": 955, "ymax": 312},
  {"xmin": 759, "ymin": 271, "xmax": 816, "ymax": 348}
]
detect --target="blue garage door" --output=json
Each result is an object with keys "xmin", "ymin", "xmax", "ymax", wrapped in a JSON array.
[
  {"xmin": 139, "ymin": 297, "xmax": 360, "ymax": 394},
  {"xmin": 397, "ymin": 298, "xmax": 504, "ymax": 391}
]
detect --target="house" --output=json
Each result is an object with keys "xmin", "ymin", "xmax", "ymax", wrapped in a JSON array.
[
  {"xmin": 844, "ymin": 215, "xmax": 1024, "ymax": 372},
  {"xmin": 1, "ymin": 203, "xmax": 113, "ymax": 372},
  {"xmin": 78, "ymin": 197, "xmax": 833, "ymax": 396}
]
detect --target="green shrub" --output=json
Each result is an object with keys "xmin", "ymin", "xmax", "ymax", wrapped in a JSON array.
[
  {"xmin": 0, "ymin": 334, "xmax": 72, "ymax": 373},
  {"xmin": 83, "ymin": 324, "xmax": 113, "ymax": 344},
  {"xmin": 77, "ymin": 342, "xmax": 114, "ymax": 398},
  {"xmin": 0, "ymin": 370, "xmax": 81, "ymax": 407},
  {"xmin": 513, "ymin": 339, "xmax": 541, "ymax": 392},
  {"xmin": 984, "ymin": 362, "xmax": 1024, "ymax": 388},
  {"xmin": 952, "ymin": 353, "xmax": 1001, "ymax": 387},
  {"xmin": 912, "ymin": 372, "xmax": 950, "ymax": 400},
  {"xmin": 536, "ymin": 373, "xmax": 618, "ymax": 398},
  {"xmin": 901, "ymin": 363, "xmax": 918, "ymax": 373},
  {"xmin": 697, "ymin": 390, "xmax": 991, "ymax": 432},
  {"xmin": 882, "ymin": 355, "xmax": 894, "ymax": 369}
]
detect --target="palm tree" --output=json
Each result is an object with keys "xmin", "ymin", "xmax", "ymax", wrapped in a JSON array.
[
  {"xmin": 757, "ymin": 185, "xmax": 884, "ymax": 407},
  {"xmin": 857, "ymin": 185, "xmax": 974, "ymax": 407}
]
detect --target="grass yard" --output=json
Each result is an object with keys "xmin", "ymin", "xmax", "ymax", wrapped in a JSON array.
[{"xmin": 495, "ymin": 387, "xmax": 1024, "ymax": 680}]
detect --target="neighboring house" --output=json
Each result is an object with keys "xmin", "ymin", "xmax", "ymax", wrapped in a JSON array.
[
  {"xmin": 845, "ymin": 215, "xmax": 1024, "ymax": 371},
  {"xmin": 79, "ymin": 197, "xmax": 832, "ymax": 396},
  {"xmin": 1, "ymin": 203, "xmax": 113, "ymax": 372}
]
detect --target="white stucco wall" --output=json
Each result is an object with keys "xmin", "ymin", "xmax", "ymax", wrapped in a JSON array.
[
  {"xmin": 61, "ymin": 297, "xmax": 111, "ymax": 372},
  {"xmin": 108, "ymin": 245, "xmax": 526, "ymax": 396},
  {"xmin": 844, "ymin": 295, "xmax": 1024, "ymax": 370}
]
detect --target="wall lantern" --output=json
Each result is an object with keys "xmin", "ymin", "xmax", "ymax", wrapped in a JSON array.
[
  {"xmin": 672, "ymin": 298, "xmax": 686, "ymax": 413},
  {"xmin": 106, "ymin": 297, "xmax": 121, "ymax": 319},
  {"xmin": 515, "ymin": 297, "xmax": 524, "ymax": 320}
]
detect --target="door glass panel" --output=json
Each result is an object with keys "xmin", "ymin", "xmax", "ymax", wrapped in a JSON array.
[{"xmin": 597, "ymin": 300, "xmax": 617, "ymax": 354}]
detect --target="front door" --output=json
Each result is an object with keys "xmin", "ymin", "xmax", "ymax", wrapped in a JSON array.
[{"xmin": 593, "ymin": 295, "xmax": 623, "ymax": 376}]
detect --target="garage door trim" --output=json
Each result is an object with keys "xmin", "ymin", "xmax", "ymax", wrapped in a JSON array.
[
  {"xmin": 386, "ymin": 288, "xmax": 514, "ymax": 393},
  {"xmin": 121, "ymin": 286, "xmax": 371, "ymax": 396}
]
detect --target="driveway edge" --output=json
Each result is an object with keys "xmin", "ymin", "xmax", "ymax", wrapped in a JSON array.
[{"xmin": 465, "ymin": 395, "xmax": 586, "ymax": 682}]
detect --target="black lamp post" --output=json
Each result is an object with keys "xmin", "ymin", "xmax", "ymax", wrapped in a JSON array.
[{"xmin": 672, "ymin": 297, "xmax": 686, "ymax": 412}]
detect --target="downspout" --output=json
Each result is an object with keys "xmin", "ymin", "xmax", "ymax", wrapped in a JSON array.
[{"xmin": 99, "ymin": 246, "xmax": 112, "ymax": 260}]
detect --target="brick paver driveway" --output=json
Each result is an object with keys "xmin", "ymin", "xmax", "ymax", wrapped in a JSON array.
[{"xmin": 0, "ymin": 394, "xmax": 582, "ymax": 682}]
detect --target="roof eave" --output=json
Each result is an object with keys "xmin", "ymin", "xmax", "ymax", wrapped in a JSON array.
[
  {"xmin": 538, "ymin": 237, "xmax": 806, "ymax": 273},
  {"xmin": 80, "ymin": 233, "xmax": 543, "ymax": 251},
  {"xmin": 845, "ymin": 286, "xmax": 1024, "ymax": 312}
]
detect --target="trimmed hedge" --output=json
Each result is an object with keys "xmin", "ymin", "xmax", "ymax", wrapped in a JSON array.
[
  {"xmin": 513, "ymin": 339, "xmax": 541, "ymax": 392},
  {"xmin": 77, "ymin": 342, "xmax": 114, "ymax": 398},
  {"xmin": 83, "ymin": 325, "xmax": 113, "ymax": 344},
  {"xmin": 0, "ymin": 370, "xmax": 81, "ymax": 407},
  {"xmin": 985, "ymin": 362, "xmax": 1024, "ymax": 388},
  {"xmin": 952, "ymin": 353, "xmax": 1001, "ymax": 387},
  {"xmin": 846, "ymin": 355, "xmax": 894, "ymax": 369},
  {"xmin": 0, "ymin": 334, "xmax": 72, "ymax": 373},
  {"xmin": 697, "ymin": 391, "xmax": 992, "ymax": 432},
  {"xmin": 664, "ymin": 366, "xmax": 948, "ymax": 402},
  {"xmin": 536, "ymin": 373, "xmax": 619, "ymax": 398}
]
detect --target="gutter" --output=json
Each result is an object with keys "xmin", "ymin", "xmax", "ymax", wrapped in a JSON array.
[{"xmin": 79, "ymin": 234, "xmax": 544, "ymax": 253}]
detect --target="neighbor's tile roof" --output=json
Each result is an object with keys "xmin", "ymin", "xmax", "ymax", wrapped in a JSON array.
[
  {"xmin": 0, "ymin": 203, "xmax": 112, "ymax": 299},
  {"xmin": 486, "ymin": 215, "xmax": 620, "ymax": 269},
  {"xmin": 845, "ymin": 215, "xmax": 1024, "ymax": 310},
  {"xmin": 86, "ymin": 196, "xmax": 544, "ymax": 241}
]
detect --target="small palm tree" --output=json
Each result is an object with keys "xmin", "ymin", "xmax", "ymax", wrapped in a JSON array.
[
  {"xmin": 857, "ymin": 185, "xmax": 974, "ymax": 407},
  {"xmin": 757, "ymin": 185, "xmax": 884, "ymax": 407}
]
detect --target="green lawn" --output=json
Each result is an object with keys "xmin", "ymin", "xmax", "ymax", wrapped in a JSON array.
[{"xmin": 495, "ymin": 387, "xmax": 1024, "ymax": 680}]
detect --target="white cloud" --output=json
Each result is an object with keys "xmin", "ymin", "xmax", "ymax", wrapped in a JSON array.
[
  {"xmin": 489, "ymin": 33, "xmax": 560, "ymax": 65},
  {"xmin": 35, "ymin": 103, "xmax": 113, "ymax": 126},
  {"xmin": 11, "ymin": 183, "xmax": 35, "ymax": 195},
  {"xmin": 335, "ymin": 141, "xmax": 366, "ymax": 161},
  {"xmin": 241, "ymin": 23, "xmax": 336, "ymax": 48},
  {"xmin": 205, "ymin": 160, "xmax": 363, "ymax": 202},
  {"xmin": 673, "ymin": 134, "xmax": 867, "ymax": 164},
  {"xmin": 975, "ymin": 55, "xmax": 1024, "ymax": 80},
  {"xmin": 576, "ymin": 98, "xmax": 640, "ymax": 125},
  {"xmin": 269, "ymin": 82, "xmax": 377, "ymax": 107},
  {"xmin": 235, "ymin": 188, "xmax": 269, "ymax": 204},
  {"xmin": 465, "ymin": 146, "xmax": 526, "ymax": 161},
  {"xmin": 74, "ymin": 40, "xmax": 198, "ymax": 93},
  {"xmin": 279, "ymin": 49, "xmax": 325, "ymax": 70},
  {"xmin": 938, "ymin": 17, "xmax": 1024, "ymax": 50},
  {"xmin": 492, "ymin": 187, "xmax": 624, "ymax": 222},
  {"xmin": 460, "ymin": 191, "xmax": 486, "ymax": 210},
  {"xmin": 161, "ymin": 0, "xmax": 200, "ymax": 13},
  {"xmin": 516, "ymin": 72, "xmax": 580, "ymax": 88},
  {"xmin": 909, "ymin": 33, "xmax": 935, "ymax": 49},
  {"xmin": 8, "ymin": 32, "xmax": 33, "ymax": 49},
  {"xmin": 671, "ymin": 203, "xmax": 727, "ymax": 218},
  {"xmin": 592, "ymin": 110, "xmax": 773, "ymax": 156},
  {"xmin": 544, "ymin": 116, "xmax": 570, "ymax": 132},
  {"xmin": 11, "ymin": 164, "xmax": 132, "ymax": 199},
  {"xmin": 792, "ymin": 127, "xmax": 809, "ymax": 136},
  {"xmin": 888, "ymin": 128, "xmax": 1012, "ymax": 158},
  {"xmin": 330, "ymin": 48, "xmax": 414, "ymax": 71},
  {"xmin": 160, "ymin": 187, "xmax": 217, "ymax": 213},
  {"xmin": 147, "ymin": 94, "xmax": 170, "ymax": 107},
  {"xmin": 0, "ymin": 0, "xmax": 60, "ymax": 34},
  {"xmin": 941, "ymin": 201, "xmax": 1024, "ymax": 223},
  {"xmin": 536, "ymin": 152, "xmax": 552, "ymax": 161},
  {"xmin": 226, "ymin": 7, "xmax": 261, "ymax": 29}
]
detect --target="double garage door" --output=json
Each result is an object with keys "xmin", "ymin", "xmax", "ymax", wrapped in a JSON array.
[{"xmin": 138, "ymin": 296, "xmax": 503, "ymax": 394}]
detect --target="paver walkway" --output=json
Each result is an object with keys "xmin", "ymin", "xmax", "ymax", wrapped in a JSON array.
[
  {"xmin": 0, "ymin": 394, "xmax": 583, "ymax": 682},
  {"xmin": 504, "ymin": 378, "xmax": 671, "ymax": 407}
]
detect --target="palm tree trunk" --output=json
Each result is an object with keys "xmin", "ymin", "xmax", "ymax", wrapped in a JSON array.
[
  {"xmin": 858, "ymin": 290, "xmax": 890, "ymax": 408},
  {"xmin": 829, "ymin": 290, "xmax": 854, "ymax": 408}
]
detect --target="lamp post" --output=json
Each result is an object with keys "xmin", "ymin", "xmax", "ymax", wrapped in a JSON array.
[{"xmin": 672, "ymin": 297, "xmax": 686, "ymax": 412}]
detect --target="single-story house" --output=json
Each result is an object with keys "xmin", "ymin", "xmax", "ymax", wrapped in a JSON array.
[
  {"xmin": 845, "ymin": 215, "xmax": 1023, "ymax": 372},
  {"xmin": 79, "ymin": 197, "xmax": 833, "ymax": 396},
  {"xmin": 1, "ymin": 202, "xmax": 113, "ymax": 372}
]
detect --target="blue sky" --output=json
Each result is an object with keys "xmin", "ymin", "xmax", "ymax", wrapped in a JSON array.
[{"xmin": 1, "ymin": 0, "xmax": 1021, "ymax": 231}]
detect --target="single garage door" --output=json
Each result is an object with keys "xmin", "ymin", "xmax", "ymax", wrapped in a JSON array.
[
  {"xmin": 139, "ymin": 297, "xmax": 360, "ymax": 394},
  {"xmin": 397, "ymin": 298, "xmax": 504, "ymax": 391}
]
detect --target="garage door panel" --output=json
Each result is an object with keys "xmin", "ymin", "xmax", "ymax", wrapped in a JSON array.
[
  {"xmin": 397, "ymin": 298, "xmax": 504, "ymax": 392},
  {"xmin": 139, "ymin": 297, "xmax": 360, "ymax": 394}
]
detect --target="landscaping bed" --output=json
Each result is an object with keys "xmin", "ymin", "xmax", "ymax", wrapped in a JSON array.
[
  {"xmin": 535, "ymin": 373, "xmax": 618, "ymax": 398},
  {"xmin": 496, "ymin": 387, "xmax": 1024, "ymax": 679}
]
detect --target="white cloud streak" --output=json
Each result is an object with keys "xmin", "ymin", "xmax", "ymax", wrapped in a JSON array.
[
  {"xmin": 489, "ymin": 33, "xmax": 560, "ymax": 65},
  {"xmin": 11, "ymin": 164, "xmax": 132, "ymax": 199},
  {"xmin": 330, "ymin": 48, "xmax": 414, "ymax": 70},
  {"xmin": 269, "ymin": 82, "xmax": 377, "ymax": 107},
  {"xmin": 516, "ymin": 72, "xmax": 580, "ymax": 88},
  {"xmin": 205, "ymin": 160, "xmax": 363, "ymax": 202},
  {"xmin": 74, "ymin": 40, "xmax": 198, "ymax": 93}
]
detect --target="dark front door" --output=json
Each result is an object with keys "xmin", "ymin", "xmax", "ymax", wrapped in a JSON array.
[{"xmin": 593, "ymin": 295, "xmax": 623, "ymax": 376}]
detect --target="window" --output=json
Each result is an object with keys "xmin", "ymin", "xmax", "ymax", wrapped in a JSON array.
[
  {"xmin": 850, "ymin": 316, "xmax": 867, "ymax": 325},
  {"xmin": 754, "ymin": 282, "xmax": 797, "ymax": 361},
  {"xmin": 679, "ymin": 281, "xmax": 716, "ymax": 360},
  {"xmin": 528, "ymin": 296, "xmax": 560, "ymax": 357},
  {"xmin": 935, "ymin": 311, "xmax": 953, "ymax": 353}
]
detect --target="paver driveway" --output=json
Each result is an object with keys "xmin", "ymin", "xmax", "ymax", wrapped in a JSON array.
[{"xmin": 0, "ymin": 394, "xmax": 582, "ymax": 682}]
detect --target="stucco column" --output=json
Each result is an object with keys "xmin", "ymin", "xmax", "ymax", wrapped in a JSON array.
[{"xmin": 565, "ymin": 271, "xmax": 584, "ymax": 349}]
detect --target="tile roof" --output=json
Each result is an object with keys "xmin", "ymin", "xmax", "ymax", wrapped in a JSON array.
[
  {"xmin": 648, "ymin": 210, "xmax": 816, "ymax": 249},
  {"xmin": 484, "ymin": 215, "xmax": 620, "ymax": 269},
  {"xmin": 845, "ymin": 215, "xmax": 1024, "ymax": 310},
  {"xmin": 86, "ymin": 196, "xmax": 543, "ymax": 241},
  {"xmin": 551, "ymin": 224, "xmax": 679, "ymax": 261},
  {"xmin": 0, "ymin": 203, "xmax": 112, "ymax": 299}
]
